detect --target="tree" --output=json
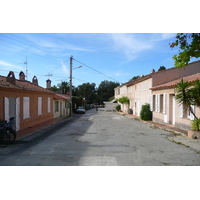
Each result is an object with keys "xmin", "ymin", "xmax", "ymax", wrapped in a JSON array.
[
  {"xmin": 57, "ymin": 81, "xmax": 70, "ymax": 94},
  {"xmin": 131, "ymin": 75, "xmax": 140, "ymax": 80},
  {"xmin": 170, "ymin": 33, "xmax": 200, "ymax": 68},
  {"xmin": 175, "ymin": 78, "xmax": 200, "ymax": 120},
  {"xmin": 75, "ymin": 82, "xmax": 97, "ymax": 104},
  {"xmin": 118, "ymin": 96, "xmax": 129, "ymax": 104},
  {"xmin": 50, "ymin": 85, "xmax": 58, "ymax": 92},
  {"xmin": 158, "ymin": 66, "xmax": 166, "ymax": 71},
  {"xmin": 97, "ymin": 80, "xmax": 120, "ymax": 104}
]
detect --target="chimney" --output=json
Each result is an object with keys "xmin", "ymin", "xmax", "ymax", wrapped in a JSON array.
[
  {"xmin": 19, "ymin": 71, "xmax": 25, "ymax": 81},
  {"xmin": 6, "ymin": 71, "xmax": 16, "ymax": 85},
  {"xmin": 32, "ymin": 76, "xmax": 38, "ymax": 85},
  {"xmin": 46, "ymin": 79, "xmax": 51, "ymax": 89}
]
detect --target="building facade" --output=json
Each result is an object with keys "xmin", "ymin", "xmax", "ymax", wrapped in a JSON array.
[{"xmin": 0, "ymin": 71, "xmax": 54, "ymax": 131}]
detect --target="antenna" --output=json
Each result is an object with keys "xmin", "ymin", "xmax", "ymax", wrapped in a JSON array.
[
  {"xmin": 45, "ymin": 73, "xmax": 53, "ymax": 79},
  {"xmin": 19, "ymin": 56, "xmax": 28, "ymax": 81}
]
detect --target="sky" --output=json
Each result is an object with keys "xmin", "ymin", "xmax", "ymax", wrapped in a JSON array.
[{"xmin": 1, "ymin": 33, "xmax": 199, "ymax": 89}]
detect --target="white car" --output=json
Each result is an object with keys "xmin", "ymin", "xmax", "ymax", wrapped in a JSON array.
[{"xmin": 76, "ymin": 106, "xmax": 85, "ymax": 114}]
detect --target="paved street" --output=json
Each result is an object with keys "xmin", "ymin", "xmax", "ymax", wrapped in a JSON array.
[{"xmin": 0, "ymin": 108, "xmax": 200, "ymax": 166}]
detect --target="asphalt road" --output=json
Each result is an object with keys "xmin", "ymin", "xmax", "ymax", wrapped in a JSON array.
[{"xmin": 0, "ymin": 108, "xmax": 200, "ymax": 166}]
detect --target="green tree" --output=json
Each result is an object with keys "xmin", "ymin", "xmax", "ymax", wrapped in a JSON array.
[
  {"xmin": 50, "ymin": 85, "xmax": 58, "ymax": 92},
  {"xmin": 158, "ymin": 66, "xmax": 166, "ymax": 71},
  {"xmin": 131, "ymin": 75, "xmax": 140, "ymax": 80},
  {"xmin": 170, "ymin": 33, "xmax": 200, "ymax": 68},
  {"xmin": 75, "ymin": 82, "xmax": 97, "ymax": 104},
  {"xmin": 118, "ymin": 96, "xmax": 130, "ymax": 104},
  {"xmin": 97, "ymin": 80, "xmax": 120, "ymax": 104},
  {"xmin": 175, "ymin": 78, "xmax": 200, "ymax": 120},
  {"xmin": 57, "ymin": 81, "xmax": 70, "ymax": 94}
]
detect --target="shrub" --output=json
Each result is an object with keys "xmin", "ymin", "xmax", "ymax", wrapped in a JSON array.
[
  {"xmin": 191, "ymin": 118, "xmax": 200, "ymax": 131},
  {"xmin": 116, "ymin": 105, "xmax": 121, "ymax": 111},
  {"xmin": 118, "ymin": 96, "xmax": 130, "ymax": 104},
  {"xmin": 140, "ymin": 104, "xmax": 152, "ymax": 120}
]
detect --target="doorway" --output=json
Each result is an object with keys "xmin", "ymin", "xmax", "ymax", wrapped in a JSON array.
[{"xmin": 4, "ymin": 97, "xmax": 20, "ymax": 131}]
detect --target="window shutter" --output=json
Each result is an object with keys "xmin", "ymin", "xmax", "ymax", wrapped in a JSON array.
[
  {"xmin": 23, "ymin": 97, "xmax": 30, "ymax": 119},
  {"xmin": 157, "ymin": 94, "xmax": 160, "ymax": 113},
  {"xmin": 48, "ymin": 97, "xmax": 51, "ymax": 113},
  {"xmin": 4, "ymin": 97, "xmax": 9, "ymax": 121},
  {"xmin": 155, "ymin": 95, "xmax": 157, "ymax": 112},
  {"xmin": 150, "ymin": 95, "xmax": 153, "ymax": 111},
  {"xmin": 38, "ymin": 97, "xmax": 42, "ymax": 115},
  {"xmin": 163, "ymin": 94, "xmax": 166, "ymax": 114},
  {"xmin": 179, "ymin": 104, "xmax": 183, "ymax": 118}
]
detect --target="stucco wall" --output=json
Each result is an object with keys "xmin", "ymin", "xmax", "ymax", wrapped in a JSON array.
[{"xmin": 0, "ymin": 89, "xmax": 54, "ymax": 131}]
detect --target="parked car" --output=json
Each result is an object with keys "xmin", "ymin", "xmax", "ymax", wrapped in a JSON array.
[{"xmin": 76, "ymin": 106, "xmax": 86, "ymax": 114}]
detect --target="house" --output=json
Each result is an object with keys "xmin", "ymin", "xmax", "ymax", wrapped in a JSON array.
[
  {"xmin": 45, "ymin": 79, "xmax": 70, "ymax": 118},
  {"xmin": 53, "ymin": 93, "xmax": 70, "ymax": 118},
  {"xmin": 126, "ymin": 74, "xmax": 152, "ymax": 116},
  {"xmin": 151, "ymin": 73, "xmax": 200, "ymax": 131},
  {"xmin": 0, "ymin": 71, "xmax": 54, "ymax": 132},
  {"xmin": 114, "ymin": 83, "xmax": 128, "ymax": 113},
  {"xmin": 150, "ymin": 60, "xmax": 200, "ymax": 130}
]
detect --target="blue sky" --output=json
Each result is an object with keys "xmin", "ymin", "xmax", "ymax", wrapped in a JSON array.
[{"xmin": 1, "ymin": 33, "xmax": 198, "ymax": 89}]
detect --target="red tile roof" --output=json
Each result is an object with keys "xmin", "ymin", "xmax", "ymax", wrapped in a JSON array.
[
  {"xmin": 0, "ymin": 75, "xmax": 54, "ymax": 94},
  {"xmin": 151, "ymin": 73, "xmax": 200, "ymax": 90},
  {"xmin": 53, "ymin": 93, "xmax": 70, "ymax": 100}
]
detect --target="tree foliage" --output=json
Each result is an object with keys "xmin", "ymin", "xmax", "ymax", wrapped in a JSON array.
[
  {"xmin": 158, "ymin": 66, "xmax": 166, "ymax": 71},
  {"xmin": 175, "ymin": 78, "xmax": 200, "ymax": 120},
  {"xmin": 75, "ymin": 82, "xmax": 97, "ymax": 104},
  {"xmin": 57, "ymin": 81, "xmax": 70, "ymax": 94},
  {"xmin": 97, "ymin": 80, "xmax": 120, "ymax": 104},
  {"xmin": 170, "ymin": 33, "xmax": 200, "ymax": 68},
  {"xmin": 118, "ymin": 96, "xmax": 130, "ymax": 104}
]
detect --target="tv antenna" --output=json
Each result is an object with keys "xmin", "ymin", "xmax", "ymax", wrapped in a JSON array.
[
  {"xmin": 19, "ymin": 56, "xmax": 28, "ymax": 80},
  {"xmin": 45, "ymin": 73, "xmax": 53, "ymax": 80}
]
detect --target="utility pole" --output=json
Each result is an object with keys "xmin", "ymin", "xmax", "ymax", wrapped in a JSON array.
[{"xmin": 70, "ymin": 56, "xmax": 73, "ymax": 116}]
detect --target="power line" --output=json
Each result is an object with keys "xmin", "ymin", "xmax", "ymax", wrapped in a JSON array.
[
  {"xmin": 73, "ymin": 58, "xmax": 121, "ymax": 83},
  {"xmin": 0, "ymin": 34, "xmax": 63, "ymax": 63}
]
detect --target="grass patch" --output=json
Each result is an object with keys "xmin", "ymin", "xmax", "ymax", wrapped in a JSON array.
[
  {"xmin": 150, "ymin": 125, "xmax": 158, "ymax": 129},
  {"xmin": 163, "ymin": 162, "xmax": 169, "ymax": 166},
  {"xmin": 134, "ymin": 117, "xmax": 140, "ymax": 121}
]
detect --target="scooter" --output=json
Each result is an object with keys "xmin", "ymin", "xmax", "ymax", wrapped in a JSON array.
[{"xmin": 0, "ymin": 117, "xmax": 16, "ymax": 146}]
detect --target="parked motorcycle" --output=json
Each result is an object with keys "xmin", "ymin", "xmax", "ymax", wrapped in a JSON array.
[{"xmin": 0, "ymin": 117, "xmax": 16, "ymax": 147}]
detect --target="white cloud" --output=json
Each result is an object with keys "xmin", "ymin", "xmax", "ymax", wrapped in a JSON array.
[
  {"xmin": 28, "ymin": 35, "xmax": 94, "ymax": 53},
  {"xmin": 114, "ymin": 70, "xmax": 129, "ymax": 77},
  {"xmin": 109, "ymin": 33, "xmax": 152, "ymax": 61},
  {"xmin": 62, "ymin": 63, "xmax": 69, "ymax": 75},
  {"xmin": 0, "ymin": 60, "xmax": 23, "ymax": 70},
  {"xmin": 151, "ymin": 33, "xmax": 176, "ymax": 41}
]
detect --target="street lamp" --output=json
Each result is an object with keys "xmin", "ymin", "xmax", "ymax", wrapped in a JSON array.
[{"xmin": 69, "ymin": 56, "xmax": 82, "ymax": 116}]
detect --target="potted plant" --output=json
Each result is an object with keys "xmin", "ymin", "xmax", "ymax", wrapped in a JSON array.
[{"xmin": 188, "ymin": 118, "xmax": 200, "ymax": 139}]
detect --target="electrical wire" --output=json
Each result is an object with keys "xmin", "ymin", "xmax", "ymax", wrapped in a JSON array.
[{"xmin": 73, "ymin": 58, "xmax": 121, "ymax": 83}]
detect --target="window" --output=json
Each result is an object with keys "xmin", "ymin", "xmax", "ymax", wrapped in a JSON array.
[
  {"xmin": 48, "ymin": 97, "xmax": 51, "ymax": 113},
  {"xmin": 188, "ymin": 105, "xmax": 195, "ymax": 120},
  {"xmin": 160, "ymin": 94, "xmax": 163, "ymax": 113},
  {"xmin": 23, "ymin": 97, "xmax": 30, "ymax": 119},
  {"xmin": 55, "ymin": 101, "xmax": 59, "ymax": 112},
  {"xmin": 38, "ymin": 97, "xmax": 42, "ymax": 115}
]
